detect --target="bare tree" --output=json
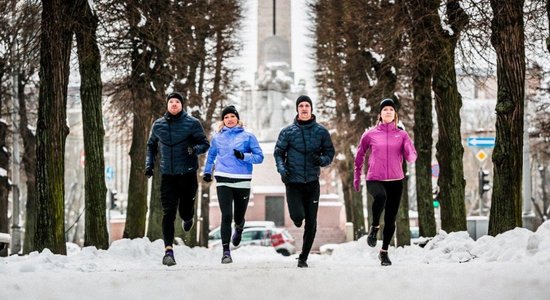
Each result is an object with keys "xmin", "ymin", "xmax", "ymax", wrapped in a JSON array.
[
  {"xmin": 404, "ymin": 0, "xmax": 438, "ymax": 237},
  {"xmin": 98, "ymin": 0, "xmax": 242, "ymax": 246},
  {"xmin": 488, "ymin": 0, "xmax": 526, "ymax": 235},
  {"xmin": 75, "ymin": 0, "xmax": 109, "ymax": 249},
  {"xmin": 35, "ymin": 0, "xmax": 76, "ymax": 254},
  {"xmin": 312, "ymin": 0, "xmax": 408, "ymax": 240},
  {"xmin": 0, "ymin": 1, "xmax": 13, "ymax": 256},
  {"xmin": 432, "ymin": 0, "xmax": 469, "ymax": 232}
]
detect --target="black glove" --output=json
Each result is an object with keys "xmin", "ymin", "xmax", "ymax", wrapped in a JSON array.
[
  {"xmin": 233, "ymin": 149, "xmax": 245, "ymax": 160},
  {"xmin": 280, "ymin": 170, "xmax": 289, "ymax": 184},
  {"xmin": 188, "ymin": 146, "xmax": 195, "ymax": 155},
  {"xmin": 312, "ymin": 154, "xmax": 323, "ymax": 166},
  {"xmin": 203, "ymin": 174, "xmax": 212, "ymax": 182},
  {"xmin": 144, "ymin": 168, "xmax": 153, "ymax": 178}
]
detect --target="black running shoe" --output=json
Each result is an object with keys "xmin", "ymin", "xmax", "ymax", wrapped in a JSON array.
[
  {"xmin": 162, "ymin": 251, "xmax": 176, "ymax": 266},
  {"xmin": 182, "ymin": 218, "xmax": 194, "ymax": 232},
  {"xmin": 378, "ymin": 251, "xmax": 392, "ymax": 266},
  {"xmin": 221, "ymin": 251, "xmax": 233, "ymax": 264},
  {"xmin": 297, "ymin": 259, "xmax": 308, "ymax": 268},
  {"xmin": 232, "ymin": 228, "xmax": 243, "ymax": 247},
  {"xmin": 367, "ymin": 225, "xmax": 379, "ymax": 247}
]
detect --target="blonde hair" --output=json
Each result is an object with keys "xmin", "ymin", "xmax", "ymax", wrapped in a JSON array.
[{"xmin": 216, "ymin": 120, "xmax": 245, "ymax": 132}]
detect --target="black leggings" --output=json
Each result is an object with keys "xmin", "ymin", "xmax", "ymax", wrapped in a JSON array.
[
  {"xmin": 367, "ymin": 180, "xmax": 403, "ymax": 250},
  {"xmin": 161, "ymin": 173, "xmax": 198, "ymax": 247},
  {"xmin": 285, "ymin": 180, "xmax": 320, "ymax": 260},
  {"xmin": 217, "ymin": 185, "xmax": 251, "ymax": 246}
]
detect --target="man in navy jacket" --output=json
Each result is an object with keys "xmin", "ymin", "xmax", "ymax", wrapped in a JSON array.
[
  {"xmin": 274, "ymin": 95, "xmax": 335, "ymax": 268},
  {"xmin": 145, "ymin": 92, "xmax": 209, "ymax": 266}
]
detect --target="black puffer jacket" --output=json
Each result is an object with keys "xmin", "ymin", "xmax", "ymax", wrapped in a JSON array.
[
  {"xmin": 146, "ymin": 111, "xmax": 209, "ymax": 175},
  {"xmin": 274, "ymin": 115, "xmax": 335, "ymax": 183}
]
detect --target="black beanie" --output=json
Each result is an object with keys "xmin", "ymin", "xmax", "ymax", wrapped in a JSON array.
[
  {"xmin": 296, "ymin": 95, "xmax": 312, "ymax": 111},
  {"xmin": 379, "ymin": 98, "xmax": 396, "ymax": 112},
  {"xmin": 221, "ymin": 105, "xmax": 239, "ymax": 120},
  {"xmin": 166, "ymin": 92, "xmax": 184, "ymax": 104}
]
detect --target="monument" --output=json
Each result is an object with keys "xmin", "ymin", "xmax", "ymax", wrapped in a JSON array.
[
  {"xmin": 240, "ymin": 0, "xmax": 298, "ymax": 142},
  {"xmin": 210, "ymin": 1, "xmax": 346, "ymax": 251}
]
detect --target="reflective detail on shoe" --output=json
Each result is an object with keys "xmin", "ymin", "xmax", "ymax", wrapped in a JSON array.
[
  {"xmin": 162, "ymin": 253, "xmax": 176, "ymax": 266},
  {"xmin": 221, "ymin": 251, "xmax": 233, "ymax": 264}
]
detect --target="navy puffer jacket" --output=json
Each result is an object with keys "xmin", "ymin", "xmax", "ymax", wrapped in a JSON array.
[
  {"xmin": 274, "ymin": 115, "xmax": 335, "ymax": 183},
  {"xmin": 146, "ymin": 111, "xmax": 209, "ymax": 175}
]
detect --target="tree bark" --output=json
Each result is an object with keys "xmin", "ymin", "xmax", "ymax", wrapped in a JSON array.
[
  {"xmin": 124, "ymin": 112, "xmax": 149, "ymax": 238},
  {"xmin": 337, "ymin": 151, "xmax": 366, "ymax": 239},
  {"xmin": 406, "ymin": 0, "xmax": 437, "ymax": 238},
  {"xmin": 35, "ymin": 0, "xmax": 74, "ymax": 254},
  {"xmin": 146, "ymin": 160, "xmax": 163, "ymax": 241},
  {"xmin": 488, "ymin": 0, "xmax": 526, "ymax": 235},
  {"xmin": 75, "ymin": 0, "xmax": 109, "ymax": 249},
  {"xmin": 19, "ymin": 74, "xmax": 37, "ymax": 254},
  {"xmin": 432, "ymin": 0, "xmax": 468, "ymax": 232},
  {"xmin": 546, "ymin": 0, "xmax": 550, "ymax": 53},
  {"xmin": 396, "ymin": 162, "xmax": 411, "ymax": 246},
  {"xmin": 0, "ymin": 94, "xmax": 10, "ymax": 256},
  {"xmin": 124, "ymin": 0, "xmax": 170, "ymax": 239}
]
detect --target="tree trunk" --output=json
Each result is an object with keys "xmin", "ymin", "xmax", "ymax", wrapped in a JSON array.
[
  {"xmin": 338, "ymin": 150, "xmax": 366, "ymax": 239},
  {"xmin": 35, "ymin": 0, "xmax": 73, "ymax": 254},
  {"xmin": 75, "ymin": 0, "xmax": 109, "ymax": 249},
  {"xmin": 395, "ymin": 162, "xmax": 411, "ymax": 246},
  {"xmin": 546, "ymin": 0, "xmax": 550, "ymax": 53},
  {"xmin": 19, "ymin": 74, "xmax": 37, "ymax": 254},
  {"xmin": 0, "ymin": 60, "xmax": 10, "ymax": 257},
  {"xmin": 432, "ymin": 0, "xmax": 468, "ymax": 232},
  {"xmin": 406, "ymin": 0, "xmax": 437, "ymax": 238},
  {"xmin": 124, "ymin": 0, "xmax": 170, "ymax": 239},
  {"xmin": 0, "ymin": 101, "xmax": 10, "ymax": 257},
  {"xmin": 123, "ymin": 112, "xmax": 150, "ymax": 238},
  {"xmin": 146, "ymin": 159, "xmax": 163, "ymax": 241},
  {"xmin": 412, "ymin": 63, "xmax": 436, "ymax": 237},
  {"xmin": 488, "ymin": 0, "xmax": 526, "ymax": 235}
]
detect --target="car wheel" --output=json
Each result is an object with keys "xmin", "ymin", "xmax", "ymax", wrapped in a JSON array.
[{"xmin": 276, "ymin": 249, "xmax": 290, "ymax": 256}]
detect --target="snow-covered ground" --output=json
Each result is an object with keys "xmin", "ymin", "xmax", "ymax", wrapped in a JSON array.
[{"xmin": 1, "ymin": 221, "xmax": 549, "ymax": 300}]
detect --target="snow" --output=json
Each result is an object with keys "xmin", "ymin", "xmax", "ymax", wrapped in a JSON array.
[{"xmin": 1, "ymin": 222, "xmax": 549, "ymax": 299}]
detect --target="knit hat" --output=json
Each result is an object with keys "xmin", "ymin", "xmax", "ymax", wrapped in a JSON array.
[
  {"xmin": 166, "ymin": 92, "xmax": 184, "ymax": 104},
  {"xmin": 379, "ymin": 98, "xmax": 396, "ymax": 112},
  {"xmin": 221, "ymin": 105, "xmax": 239, "ymax": 120},
  {"xmin": 296, "ymin": 95, "xmax": 312, "ymax": 111}
]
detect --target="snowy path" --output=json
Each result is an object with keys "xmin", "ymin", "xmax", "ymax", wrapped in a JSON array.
[{"xmin": 1, "ymin": 223, "xmax": 550, "ymax": 299}]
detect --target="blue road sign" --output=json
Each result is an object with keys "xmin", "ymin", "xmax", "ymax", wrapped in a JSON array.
[
  {"xmin": 467, "ymin": 137, "xmax": 495, "ymax": 148},
  {"xmin": 106, "ymin": 166, "xmax": 114, "ymax": 181}
]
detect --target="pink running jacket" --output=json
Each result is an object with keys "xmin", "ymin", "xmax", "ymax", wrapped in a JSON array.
[{"xmin": 354, "ymin": 122, "xmax": 417, "ymax": 183}]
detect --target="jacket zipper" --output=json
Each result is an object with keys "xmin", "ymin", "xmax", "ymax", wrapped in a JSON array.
[
  {"xmin": 168, "ymin": 120, "xmax": 174, "ymax": 174},
  {"xmin": 385, "ymin": 124, "xmax": 389, "ymax": 179},
  {"xmin": 300, "ymin": 126, "xmax": 307, "ymax": 183}
]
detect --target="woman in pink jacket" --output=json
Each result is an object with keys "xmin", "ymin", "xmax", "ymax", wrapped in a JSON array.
[{"xmin": 354, "ymin": 98, "xmax": 417, "ymax": 266}]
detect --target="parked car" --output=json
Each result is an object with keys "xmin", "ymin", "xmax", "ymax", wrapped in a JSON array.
[
  {"xmin": 209, "ymin": 226, "xmax": 296, "ymax": 256},
  {"xmin": 208, "ymin": 221, "xmax": 276, "ymax": 245}
]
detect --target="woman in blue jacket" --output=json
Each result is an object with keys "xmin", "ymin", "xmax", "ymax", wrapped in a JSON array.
[{"xmin": 203, "ymin": 105, "xmax": 264, "ymax": 264}]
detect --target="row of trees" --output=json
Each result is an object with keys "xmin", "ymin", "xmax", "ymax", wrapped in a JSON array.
[
  {"xmin": 0, "ymin": 0, "xmax": 549, "ymax": 255},
  {"xmin": 311, "ymin": 0, "xmax": 549, "ymax": 244},
  {"xmin": 0, "ymin": 0, "xmax": 242, "ymax": 255}
]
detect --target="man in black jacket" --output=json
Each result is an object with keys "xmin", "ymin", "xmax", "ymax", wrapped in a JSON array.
[
  {"xmin": 145, "ymin": 92, "xmax": 209, "ymax": 266},
  {"xmin": 274, "ymin": 95, "xmax": 335, "ymax": 268}
]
